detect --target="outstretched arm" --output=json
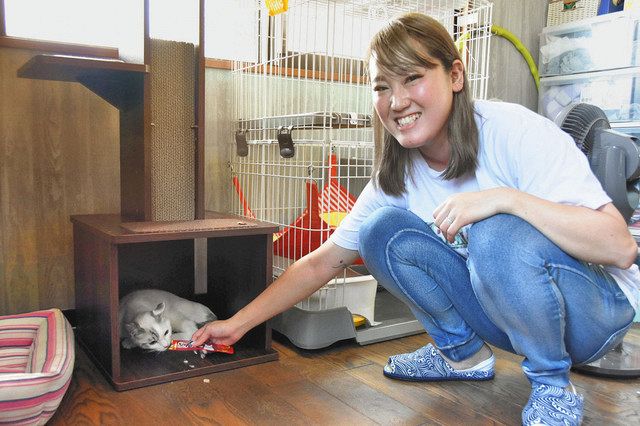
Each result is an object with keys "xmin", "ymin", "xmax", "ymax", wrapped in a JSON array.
[
  {"xmin": 191, "ymin": 240, "xmax": 360, "ymax": 346},
  {"xmin": 433, "ymin": 187, "xmax": 637, "ymax": 269}
]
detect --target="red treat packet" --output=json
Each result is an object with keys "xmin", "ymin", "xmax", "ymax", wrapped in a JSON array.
[{"xmin": 168, "ymin": 339, "xmax": 234, "ymax": 354}]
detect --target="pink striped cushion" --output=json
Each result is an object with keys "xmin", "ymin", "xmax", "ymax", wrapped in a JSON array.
[
  {"xmin": 0, "ymin": 347, "xmax": 31, "ymax": 373},
  {"xmin": 0, "ymin": 309, "xmax": 75, "ymax": 426}
]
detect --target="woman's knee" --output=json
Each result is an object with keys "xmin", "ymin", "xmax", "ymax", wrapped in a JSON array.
[
  {"xmin": 358, "ymin": 207, "xmax": 421, "ymax": 251},
  {"xmin": 467, "ymin": 214, "xmax": 558, "ymax": 290},
  {"xmin": 468, "ymin": 214, "xmax": 556, "ymax": 265}
]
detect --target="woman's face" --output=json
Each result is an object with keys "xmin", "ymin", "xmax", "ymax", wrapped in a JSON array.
[{"xmin": 369, "ymin": 55, "xmax": 463, "ymax": 155}]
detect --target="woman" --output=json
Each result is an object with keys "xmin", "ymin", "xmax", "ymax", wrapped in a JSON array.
[{"xmin": 193, "ymin": 13, "xmax": 639, "ymax": 426}]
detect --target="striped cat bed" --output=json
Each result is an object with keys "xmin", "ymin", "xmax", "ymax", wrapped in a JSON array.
[{"xmin": 0, "ymin": 309, "xmax": 75, "ymax": 425}]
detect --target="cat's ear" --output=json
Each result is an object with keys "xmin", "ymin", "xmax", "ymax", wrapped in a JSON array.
[
  {"xmin": 125, "ymin": 322, "xmax": 143, "ymax": 337},
  {"xmin": 152, "ymin": 302, "xmax": 166, "ymax": 318}
]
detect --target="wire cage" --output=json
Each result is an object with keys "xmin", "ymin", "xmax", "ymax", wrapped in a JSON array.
[{"xmin": 230, "ymin": 0, "xmax": 493, "ymax": 347}]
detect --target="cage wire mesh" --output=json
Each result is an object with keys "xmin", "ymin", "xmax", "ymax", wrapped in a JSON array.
[{"xmin": 230, "ymin": 0, "xmax": 493, "ymax": 320}]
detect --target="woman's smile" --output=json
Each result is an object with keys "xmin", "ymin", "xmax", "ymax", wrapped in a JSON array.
[{"xmin": 396, "ymin": 112, "xmax": 422, "ymax": 129}]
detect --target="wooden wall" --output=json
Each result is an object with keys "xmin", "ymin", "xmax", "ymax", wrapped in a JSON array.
[
  {"xmin": 487, "ymin": 0, "xmax": 548, "ymax": 110},
  {"xmin": 0, "ymin": 47, "xmax": 120, "ymax": 315}
]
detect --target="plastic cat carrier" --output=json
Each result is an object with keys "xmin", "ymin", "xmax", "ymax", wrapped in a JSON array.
[{"xmin": 230, "ymin": 0, "xmax": 494, "ymax": 349}]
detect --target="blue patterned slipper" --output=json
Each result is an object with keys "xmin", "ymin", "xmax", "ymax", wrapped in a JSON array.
[
  {"xmin": 383, "ymin": 343, "xmax": 495, "ymax": 382},
  {"xmin": 522, "ymin": 383, "xmax": 584, "ymax": 426}
]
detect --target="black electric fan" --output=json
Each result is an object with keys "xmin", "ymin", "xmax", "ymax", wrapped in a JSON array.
[{"xmin": 556, "ymin": 103, "xmax": 640, "ymax": 377}]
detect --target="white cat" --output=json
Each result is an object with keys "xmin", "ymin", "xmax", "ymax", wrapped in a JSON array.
[{"xmin": 119, "ymin": 289, "xmax": 217, "ymax": 352}]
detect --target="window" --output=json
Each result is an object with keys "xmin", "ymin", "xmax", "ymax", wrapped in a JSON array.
[
  {"xmin": 2, "ymin": 0, "xmax": 259, "ymax": 63},
  {"xmin": 3, "ymin": 0, "xmax": 143, "ymax": 61},
  {"xmin": 204, "ymin": 0, "xmax": 258, "ymax": 62},
  {"xmin": 1, "ymin": 0, "xmax": 387, "ymax": 64},
  {"xmin": 149, "ymin": 0, "xmax": 199, "ymax": 44},
  {"xmin": 281, "ymin": 2, "xmax": 388, "ymax": 60}
]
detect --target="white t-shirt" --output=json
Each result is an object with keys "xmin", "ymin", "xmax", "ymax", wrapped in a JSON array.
[{"xmin": 330, "ymin": 100, "xmax": 640, "ymax": 314}]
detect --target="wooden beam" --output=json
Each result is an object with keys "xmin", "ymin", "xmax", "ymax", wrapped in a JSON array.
[
  {"xmin": 204, "ymin": 58, "xmax": 233, "ymax": 69},
  {"xmin": 0, "ymin": 0, "xmax": 6, "ymax": 36},
  {"xmin": 0, "ymin": 0, "xmax": 7, "ymax": 36},
  {"xmin": 204, "ymin": 59, "xmax": 369, "ymax": 86},
  {"xmin": 246, "ymin": 62, "xmax": 369, "ymax": 85}
]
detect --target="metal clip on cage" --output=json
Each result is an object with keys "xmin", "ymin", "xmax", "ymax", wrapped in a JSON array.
[
  {"xmin": 235, "ymin": 129, "xmax": 248, "ymax": 157},
  {"xmin": 277, "ymin": 125, "xmax": 295, "ymax": 158}
]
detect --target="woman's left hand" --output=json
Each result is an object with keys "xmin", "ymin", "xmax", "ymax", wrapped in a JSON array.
[
  {"xmin": 433, "ymin": 188, "xmax": 514, "ymax": 242},
  {"xmin": 434, "ymin": 187, "xmax": 637, "ymax": 268}
]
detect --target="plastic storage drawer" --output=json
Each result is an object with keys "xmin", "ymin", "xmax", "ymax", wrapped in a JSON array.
[
  {"xmin": 539, "ymin": 12, "xmax": 639, "ymax": 77},
  {"xmin": 539, "ymin": 67, "xmax": 640, "ymax": 124}
]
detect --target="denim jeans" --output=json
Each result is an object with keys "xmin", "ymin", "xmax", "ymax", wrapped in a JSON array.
[{"xmin": 358, "ymin": 207, "xmax": 635, "ymax": 387}]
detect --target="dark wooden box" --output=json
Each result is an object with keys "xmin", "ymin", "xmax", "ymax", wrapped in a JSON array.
[{"xmin": 71, "ymin": 212, "xmax": 279, "ymax": 391}]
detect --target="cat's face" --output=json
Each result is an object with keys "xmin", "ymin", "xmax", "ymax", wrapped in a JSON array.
[{"xmin": 125, "ymin": 303, "xmax": 172, "ymax": 351}]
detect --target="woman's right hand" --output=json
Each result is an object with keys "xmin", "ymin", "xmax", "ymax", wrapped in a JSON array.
[
  {"xmin": 190, "ymin": 242, "xmax": 359, "ymax": 350},
  {"xmin": 191, "ymin": 318, "xmax": 244, "ymax": 347}
]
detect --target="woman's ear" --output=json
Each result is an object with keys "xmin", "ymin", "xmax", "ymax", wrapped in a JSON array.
[{"xmin": 451, "ymin": 59, "xmax": 464, "ymax": 93}]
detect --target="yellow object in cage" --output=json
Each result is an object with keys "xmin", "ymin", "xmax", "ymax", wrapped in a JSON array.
[
  {"xmin": 352, "ymin": 314, "xmax": 367, "ymax": 328},
  {"xmin": 265, "ymin": 0, "xmax": 288, "ymax": 16}
]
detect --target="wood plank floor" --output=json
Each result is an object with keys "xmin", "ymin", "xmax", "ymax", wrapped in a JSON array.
[{"xmin": 50, "ymin": 327, "xmax": 640, "ymax": 425}]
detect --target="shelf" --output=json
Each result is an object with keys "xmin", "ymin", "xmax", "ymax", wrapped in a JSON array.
[
  {"xmin": 539, "ymin": 66, "xmax": 640, "ymax": 84},
  {"xmin": 18, "ymin": 54, "xmax": 148, "ymax": 109},
  {"xmin": 71, "ymin": 211, "xmax": 277, "ymax": 244},
  {"xmin": 17, "ymin": 54, "xmax": 147, "ymax": 81}
]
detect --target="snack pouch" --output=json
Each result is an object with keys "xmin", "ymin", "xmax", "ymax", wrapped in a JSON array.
[{"xmin": 168, "ymin": 339, "xmax": 234, "ymax": 354}]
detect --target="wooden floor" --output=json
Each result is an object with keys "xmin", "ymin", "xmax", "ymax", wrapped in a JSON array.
[{"xmin": 50, "ymin": 327, "xmax": 640, "ymax": 425}]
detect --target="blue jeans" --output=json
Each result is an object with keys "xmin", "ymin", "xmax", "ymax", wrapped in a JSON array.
[{"xmin": 358, "ymin": 207, "xmax": 635, "ymax": 387}]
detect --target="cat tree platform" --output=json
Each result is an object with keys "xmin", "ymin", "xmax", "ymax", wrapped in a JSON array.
[{"xmin": 71, "ymin": 212, "xmax": 279, "ymax": 391}]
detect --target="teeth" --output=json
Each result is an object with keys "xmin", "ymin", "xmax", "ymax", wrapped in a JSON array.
[{"xmin": 397, "ymin": 113, "xmax": 420, "ymax": 127}]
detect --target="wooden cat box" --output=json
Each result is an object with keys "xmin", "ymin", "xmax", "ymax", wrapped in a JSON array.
[{"xmin": 71, "ymin": 212, "xmax": 279, "ymax": 391}]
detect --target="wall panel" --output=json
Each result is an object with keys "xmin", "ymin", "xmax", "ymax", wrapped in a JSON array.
[
  {"xmin": 0, "ymin": 47, "xmax": 119, "ymax": 314},
  {"xmin": 488, "ymin": 0, "xmax": 547, "ymax": 110}
]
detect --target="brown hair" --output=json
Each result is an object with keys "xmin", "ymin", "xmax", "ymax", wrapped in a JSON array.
[{"xmin": 367, "ymin": 12, "xmax": 478, "ymax": 195}]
